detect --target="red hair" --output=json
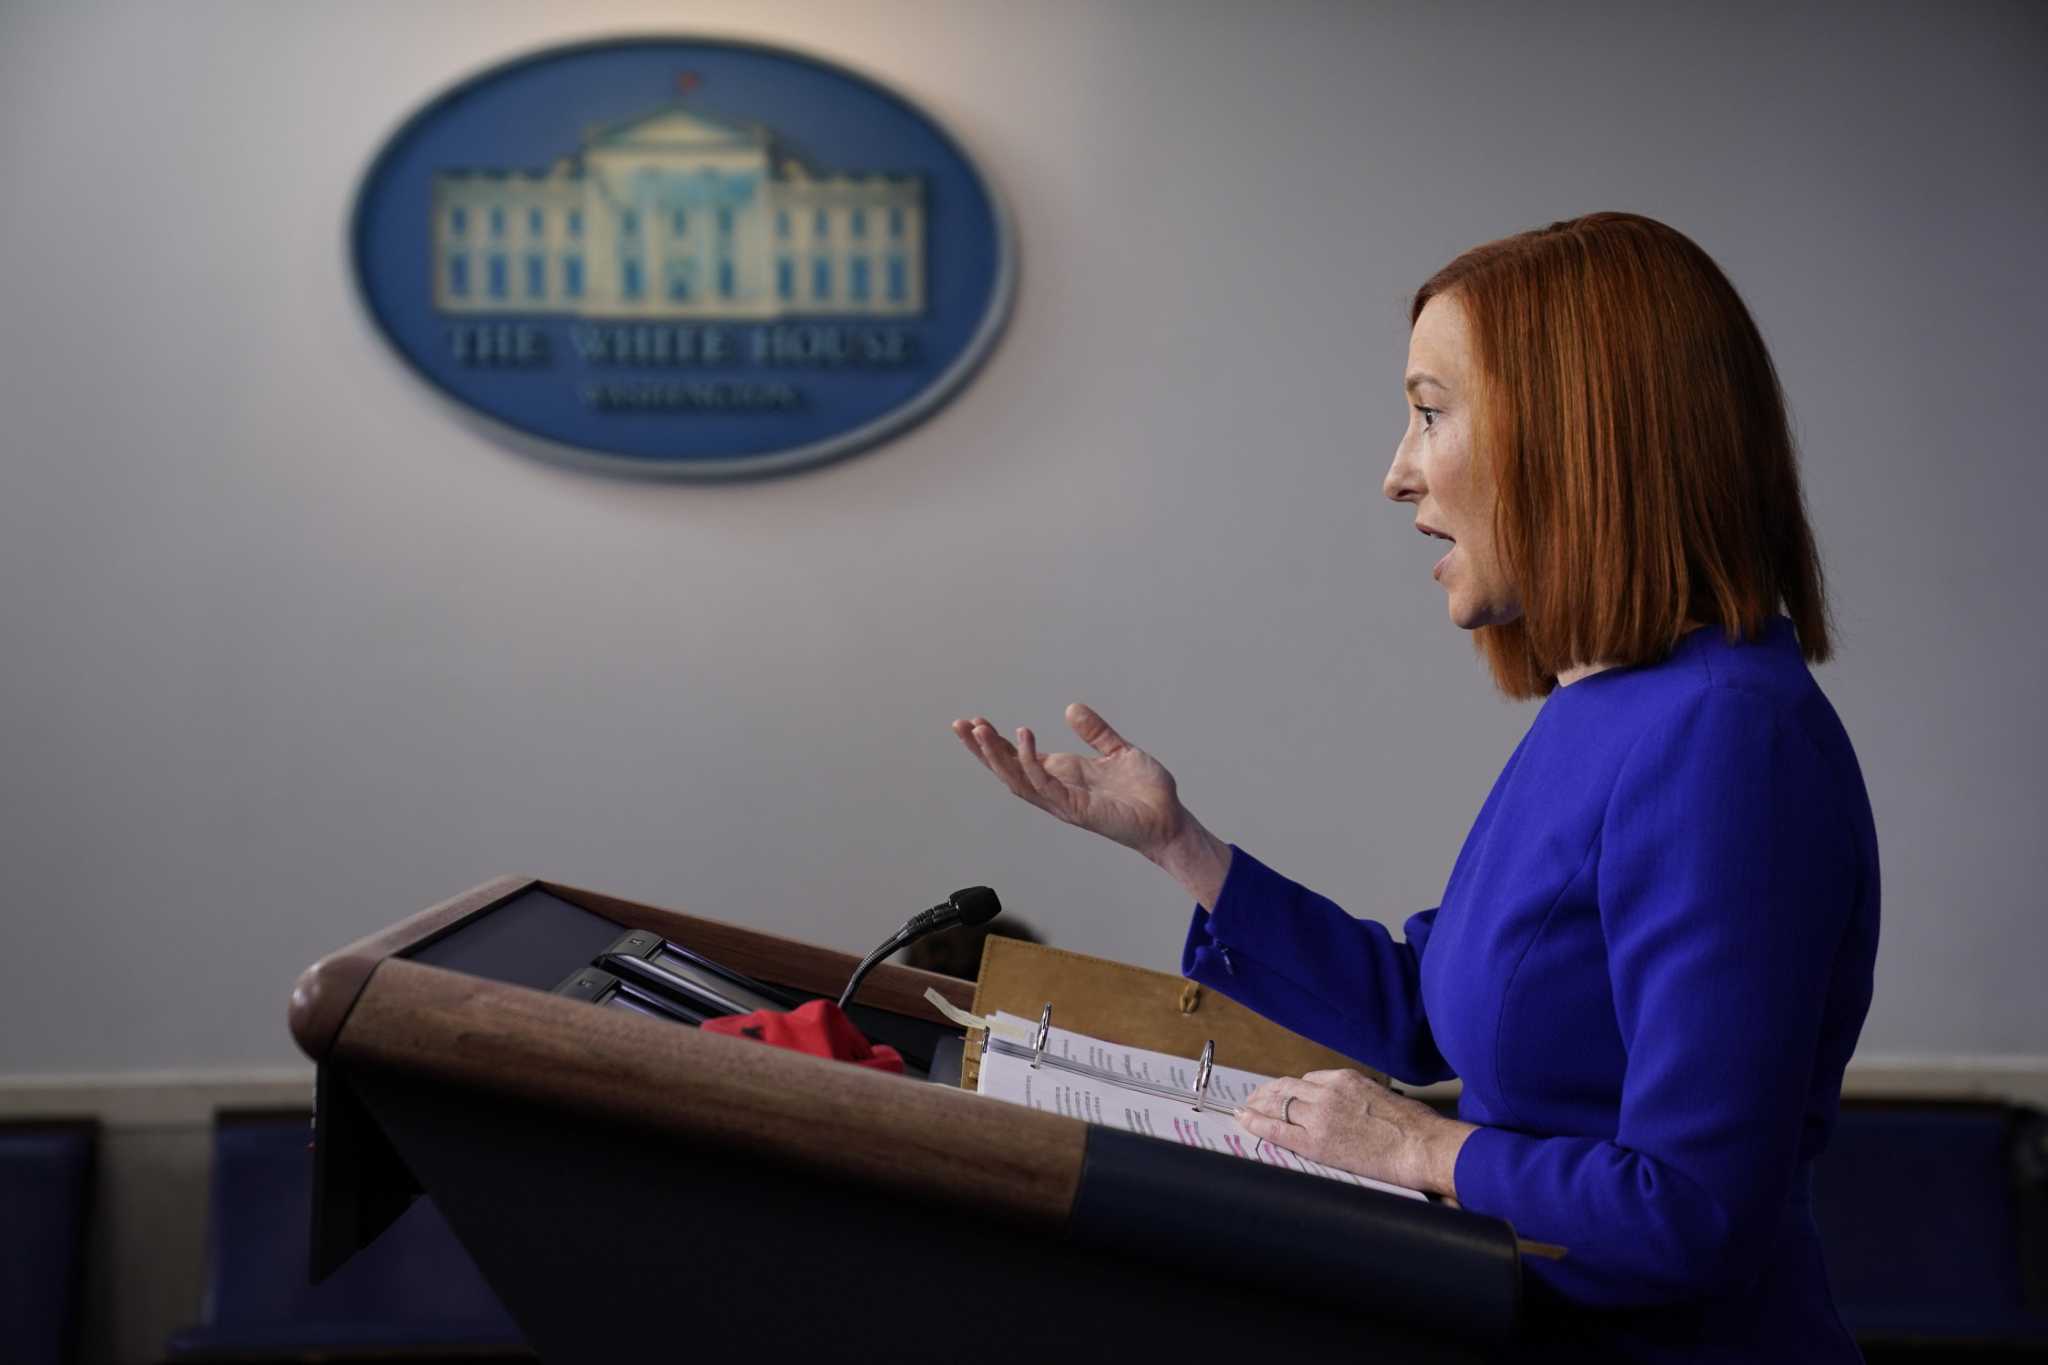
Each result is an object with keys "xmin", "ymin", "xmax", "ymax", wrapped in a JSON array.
[{"xmin": 1412, "ymin": 212, "xmax": 1832, "ymax": 699}]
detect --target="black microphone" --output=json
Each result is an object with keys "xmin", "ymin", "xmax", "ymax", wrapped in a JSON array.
[
  {"xmin": 837, "ymin": 887, "xmax": 1001, "ymax": 1010},
  {"xmin": 901, "ymin": 886, "xmax": 1001, "ymax": 939}
]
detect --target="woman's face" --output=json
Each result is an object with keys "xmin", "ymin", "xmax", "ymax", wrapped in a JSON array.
[{"xmin": 1384, "ymin": 292, "xmax": 1521, "ymax": 630}]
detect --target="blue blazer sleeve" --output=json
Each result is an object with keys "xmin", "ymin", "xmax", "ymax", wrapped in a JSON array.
[
  {"xmin": 1453, "ymin": 688, "xmax": 1863, "ymax": 1307},
  {"xmin": 1181, "ymin": 847, "xmax": 1456, "ymax": 1084}
]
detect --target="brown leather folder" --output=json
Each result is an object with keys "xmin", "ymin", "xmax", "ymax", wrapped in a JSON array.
[{"xmin": 962, "ymin": 935, "xmax": 1386, "ymax": 1091}]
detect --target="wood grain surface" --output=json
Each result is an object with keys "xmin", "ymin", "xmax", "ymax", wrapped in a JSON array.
[
  {"xmin": 289, "ymin": 875, "xmax": 534, "ymax": 1061},
  {"xmin": 334, "ymin": 957, "xmax": 1086, "ymax": 1224}
]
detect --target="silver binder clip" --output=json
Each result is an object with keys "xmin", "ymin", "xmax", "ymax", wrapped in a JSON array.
[
  {"xmin": 1192, "ymin": 1039, "xmax": 1215, "ymax": 1112},
  {"xmin": 1030, "ymin": 1003, "xmax": 1052, "ymax": 1070}
]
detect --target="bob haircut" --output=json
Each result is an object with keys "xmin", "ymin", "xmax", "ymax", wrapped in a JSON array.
[{"xmin": 1411, "ymin": 212, "xmax": 1832, "ymax": 700}]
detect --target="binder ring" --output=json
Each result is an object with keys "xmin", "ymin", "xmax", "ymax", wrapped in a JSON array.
[
  {"xmin": 1193, "ymin": 1039, "xmax": 1215, "ymax": 1112},
  {"xmin": 1030, "ymin": 1003, "xmax": 1052, "ymax": 1070}
]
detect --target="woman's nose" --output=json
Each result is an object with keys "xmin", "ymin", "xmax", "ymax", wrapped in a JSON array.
[{"xmin": 1383, "ymin": 444, "xmax": 1423, "ymax": 503}]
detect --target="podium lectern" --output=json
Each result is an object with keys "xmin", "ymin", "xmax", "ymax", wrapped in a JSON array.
[{"xmin": 291, "ymin": 878, "xmax": 1526, "ymax": 1362}]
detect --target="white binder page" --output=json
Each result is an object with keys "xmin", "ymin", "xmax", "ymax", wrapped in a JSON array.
[{"xmin": 975, "ymin": 1012, "xmax": 1425, "ymax": 1201}]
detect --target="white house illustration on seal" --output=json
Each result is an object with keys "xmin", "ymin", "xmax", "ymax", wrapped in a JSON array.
[{"xmin": 430, "ymin": 99, "xmax": 926, "ymax": 319}]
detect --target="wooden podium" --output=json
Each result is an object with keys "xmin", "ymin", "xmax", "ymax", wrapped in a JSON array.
[{"xmin": 291, "ymin": 878, "xmax": 1527, "ymax": 1362}]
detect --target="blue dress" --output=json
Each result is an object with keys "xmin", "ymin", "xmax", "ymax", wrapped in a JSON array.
[{"xmin": 1182, "ymin": 616, "xmax": 1879, "ymax": 1359}]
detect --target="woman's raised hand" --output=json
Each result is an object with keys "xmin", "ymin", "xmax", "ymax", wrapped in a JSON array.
[
  {"xmin": 952, "ymin": 703, "xmax": 1236, "ymax": 908},
  {"xmin": 951, "ymin": 704, "xmax": 1189, "ymax": 859}
]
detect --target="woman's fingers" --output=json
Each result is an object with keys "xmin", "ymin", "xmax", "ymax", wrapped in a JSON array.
[
  {"xmin": 971, "ymin": 721, "xmax": 1044, "ymax": 804},
  {"xmin": 952, "ymin": 718, "xmax": 1000, "ymax": 774},
  {"xmin": 1244, "ymin": 1076, "xmax": 1317, "ymax": 1126},
  {"xmin": 956, "ymin": 717, "xmax": 1015, "ymax": 764},
  {"xmin": 952, "ymin": 715, "xmax": 1081, "ymax": 822},
  {"xmin": 1016, "ymin": 727, "xmax": 1060, "ymax": 804},
  {"xmin": 1237, "ymin": 1088, "xmax": 1311, "ymax": 1153},
  {"xmin": 1065, "ymin": 702, "xmax": 1131, "ymax": 757}
]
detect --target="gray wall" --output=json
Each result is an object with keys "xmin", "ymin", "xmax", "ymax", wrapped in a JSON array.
[{"xmin": 2, "ymin": 0, "xmax": 2043, "ymax": 1079}]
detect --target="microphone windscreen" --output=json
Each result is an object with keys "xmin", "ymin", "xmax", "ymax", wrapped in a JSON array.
[{"xmin": 948, "ymin": 886, "xmax": 1002, "ymax": 928}]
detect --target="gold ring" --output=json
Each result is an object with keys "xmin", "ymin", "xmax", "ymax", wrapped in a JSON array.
[{"xmin": 1283, "ymin": 1095, "xmax": 1296, "ymax": 1125}]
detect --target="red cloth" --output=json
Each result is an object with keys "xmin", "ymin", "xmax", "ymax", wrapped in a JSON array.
[{"xmin": 701, "ymin": 998, "xmax": 905, "ymax": 1074}]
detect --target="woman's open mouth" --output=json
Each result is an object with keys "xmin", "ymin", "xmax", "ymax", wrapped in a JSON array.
[{"xmin": 1418, "ymin": 523, "xmax": 1455, "ymax": 581}]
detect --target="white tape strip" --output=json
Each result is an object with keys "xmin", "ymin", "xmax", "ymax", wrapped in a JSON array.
[{"xmin": 923, "ymin": 988, "xmax": 1031, "ymax": 1040}]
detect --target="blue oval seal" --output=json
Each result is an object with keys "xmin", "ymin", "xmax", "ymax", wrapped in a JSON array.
[{"xmin": 351, "ymin": 38, "xmax": 1014, "ymax": 478}]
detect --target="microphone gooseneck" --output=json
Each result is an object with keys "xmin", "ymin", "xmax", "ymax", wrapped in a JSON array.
[{"xmin": 837, "ymin": 887, "xmax": 1001, "ymax": 1010}]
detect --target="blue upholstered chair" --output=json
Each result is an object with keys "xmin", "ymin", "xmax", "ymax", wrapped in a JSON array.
[
  {"xmin": 165, "ymin": 1110, "xmax": 527, "ymax": 1360},
  {"xmin": 0, "ymin": 1119, "xmax": 97, "ymax": 1365},
  {"xmin": 1814, "ymin": 1100, "xmax": 2048, "ymax": 1355}
]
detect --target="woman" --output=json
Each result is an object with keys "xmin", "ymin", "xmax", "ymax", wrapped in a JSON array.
[{"xmin": 952, "ymin": 212, "xmax": 1879, "ymax": 1360}]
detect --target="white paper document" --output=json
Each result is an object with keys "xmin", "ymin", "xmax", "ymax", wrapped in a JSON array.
[{"xmin": 975, "ymin": 1011, "xmax": 1425, "ymax": 1201}]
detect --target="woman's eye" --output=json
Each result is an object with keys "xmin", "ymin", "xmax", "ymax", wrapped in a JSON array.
[{"xmin": 1414, "ymin": 405, "xmax": 1440, "ymax": 431}]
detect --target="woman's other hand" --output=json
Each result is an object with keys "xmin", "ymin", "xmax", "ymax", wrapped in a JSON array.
[
  {"xmin": 950, "ymin": 704, "xmax": 1233, "ymax": 907},
  {"xmin": 952, "ymin": 704, "xmax": 1180, "ymax": 853},
  {"xmin": 1237, "ymin": 1069, "xmax": 1477, "ymax": 1199}
]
